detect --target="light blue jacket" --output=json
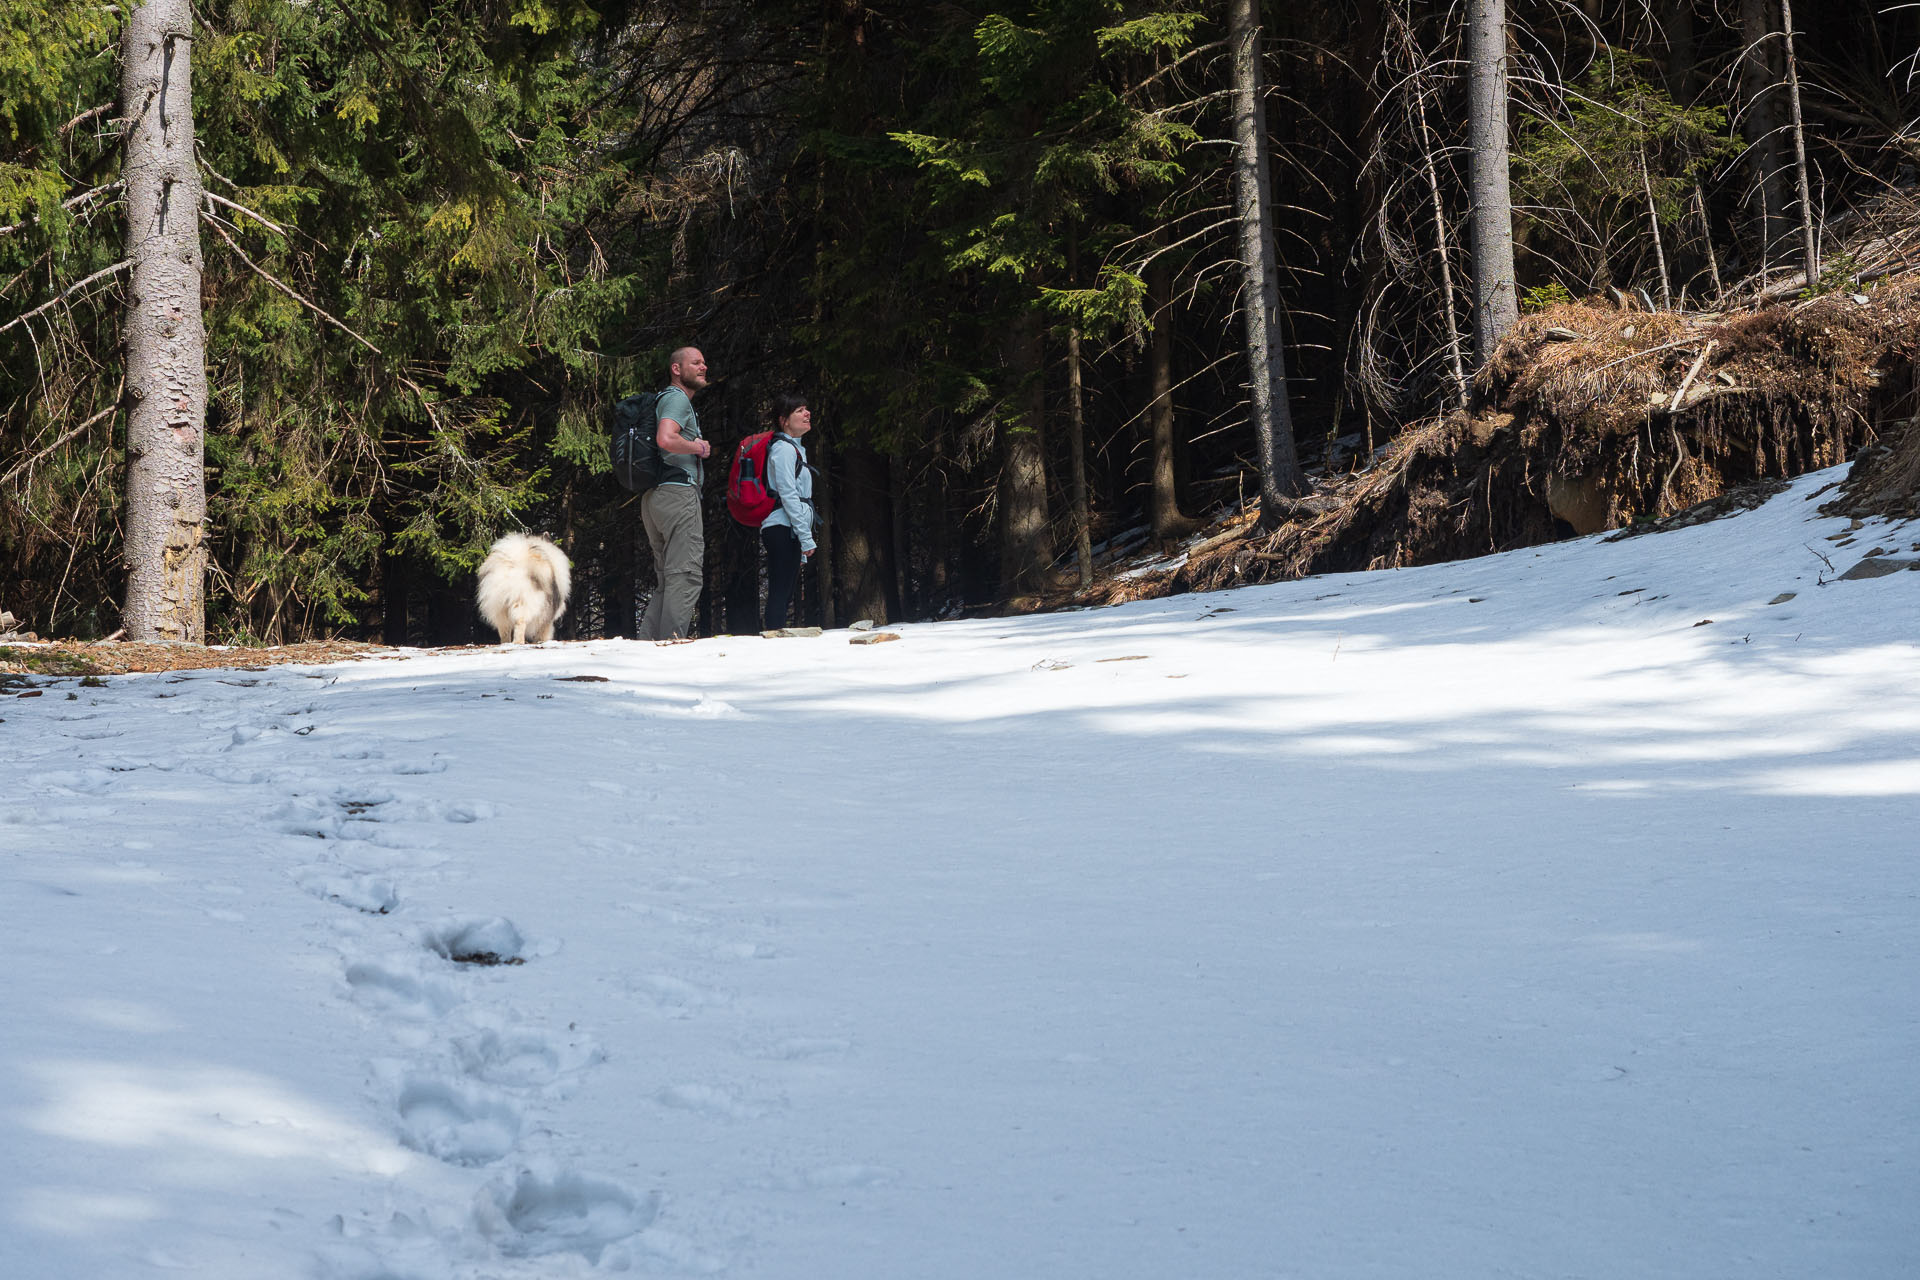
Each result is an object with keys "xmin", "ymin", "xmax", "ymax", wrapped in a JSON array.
[{"xmin": 760, "ymin": 433, "xmax": 815, "ymax": 553}]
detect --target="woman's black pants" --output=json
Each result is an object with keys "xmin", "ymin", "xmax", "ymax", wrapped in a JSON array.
[{"xmin": 762, "ymin": 523, "xmax": 802, "ymax": 630}]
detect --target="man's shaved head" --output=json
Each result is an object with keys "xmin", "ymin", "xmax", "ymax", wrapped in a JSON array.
[{"xmin": 668, "ymin": 346, "xmax": 710, "ymax": 392}]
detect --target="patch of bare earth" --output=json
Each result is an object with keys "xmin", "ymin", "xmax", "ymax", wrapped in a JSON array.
[{"xmin": 0, "ymin": 639, "xmax": 387, "ymax": 678}]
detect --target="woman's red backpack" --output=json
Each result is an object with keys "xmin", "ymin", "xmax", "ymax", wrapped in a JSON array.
[{"xmin": 727, "ymin": 430, "xmax": 789, "ymax": 526}]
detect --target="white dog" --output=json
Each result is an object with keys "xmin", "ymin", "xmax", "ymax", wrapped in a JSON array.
[{"xmin": 475, "ymin": 533, "xmax": 571, "ymax": 644}]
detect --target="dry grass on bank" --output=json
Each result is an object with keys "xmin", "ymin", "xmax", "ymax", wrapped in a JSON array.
[{"xmin": 1055, "ymin": 262, "xmax": 1920, "ymax": 611}]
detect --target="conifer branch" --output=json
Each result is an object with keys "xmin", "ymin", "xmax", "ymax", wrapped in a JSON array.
[
  {"xmin": 1, "ymin": 381, "xmax": 123, "ymax": 488},
  {"xmin": 203, "ymin": 191, "xmax": 289, "ymax": 237},
  {"xmin": 202, "ymin": 213, "xmax": 444, "ymax": 433},
  {"xmin": 0, "ymin": 183, "xmax": 126, "ymax": 238},
  {"xmin": 203, "ymin": 213, "xmax": 381, "ymax": 354},
  {"xmin": 0, "ymin": 260, "xmax": 131, "ymax": 338}
]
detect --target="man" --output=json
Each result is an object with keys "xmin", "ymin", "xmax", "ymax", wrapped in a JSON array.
[{"xmin": 640, "ymin": 346, "xmax": 712, "ymax": 641}]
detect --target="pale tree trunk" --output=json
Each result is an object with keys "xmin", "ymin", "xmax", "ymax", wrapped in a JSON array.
[
  {"xmin": 1739, "ymin": 0, "xmax": 1790, "ymax": 267},
  {"xmin": 1695, "ymin": 184, "xmax": 1724, "ymax": 299},
  {"xmin": 1226, "ymin": 0, "xmax": 1304, "ymax": 524},
  {"xmin": 1465, "ymin": 0, "xmax": 1519, "ymax": 363},
  {"xmin": 1777, "ymin": 0, "xmax": 1819, "ymax": 284},
  {"xmin": 121, "ymin": 0, "xmax": 208, "ymax": 642},
  {"xmin": 1400, "ymin": 5, "xmax": 1470, "ymax": 409},
  {"xmin": 1640, "ymin": 149, "xmax": 1673, "ymax": 307},
  {"xmin": 999, "ymin": 308, "xmax": 1051, "ymax": 594},
  {"xmin": 1146, "ymin": 257, "xmax": 1195, "ymax": 541}
]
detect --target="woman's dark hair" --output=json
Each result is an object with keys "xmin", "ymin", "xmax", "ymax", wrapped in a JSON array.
[{"xmin": 770, "ymin": 392, "xmax": 808, "ymax": 429}]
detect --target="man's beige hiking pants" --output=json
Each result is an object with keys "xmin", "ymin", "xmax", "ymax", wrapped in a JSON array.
[{"xmin": 640, "ymin": 483, "xmax": 704, "ymax": 640}]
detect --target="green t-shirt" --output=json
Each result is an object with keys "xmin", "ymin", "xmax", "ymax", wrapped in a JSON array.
[{"xmin": 655, "ymin": 385, "xmax": 702, "ymax": 487}]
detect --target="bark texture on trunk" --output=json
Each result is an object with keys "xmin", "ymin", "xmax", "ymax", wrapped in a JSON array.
[
  {"xmin": 834, "ymin": 442, "xmax": 896, "ymax": 625},
  {"xmin": 1226, "ymin": 0, "xmax": 1304, "ymax": 523},
  {"xmin": 1146, "ymin": 258, "xmax": 1193, "ymax": 541},
  {"xmin": 812, "ymin": 428, "xmax": 836, "ymax": 627},
  {"xmin": 121, "ymin": 0, "xmax": 208, "ymax": 642},
  {"xmin": 1465, "ymin": 0, "xmax": 1519, "ymax": 364},
  {"xmin": 1066, "ymin": 227, "xmax": 1092, "ymax": 589},
  {"xmin": 1066, "ymin": 324, "xmax": 1092, "ymax": 588},
  {"xmin": 1659, "ymin": 0, "xmax": 1697, "ymax": 102},
  {"xmin": 998, "ymin": 307, "xmax": 1051, "ymax": 594}
]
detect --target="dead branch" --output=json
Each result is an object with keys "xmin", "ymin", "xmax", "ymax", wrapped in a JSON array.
[
  {"xmin": 1666, "ymin": 339, "xmax": 1717, "ymax": 414},
  {"xmin": 0, "ymin": 260, "xmax": 131, "ymax": 338},
  {"xmin": 203, "ymin": 191, "xmax": 289, "ymax": 237},
  {"xmin": 203, "ymin": 214, "xmax": 380, "ymax": 354},
  {"xmin": 0, "ymin": 182, "xmax": 126, "ymax": 238},
  {"xmin": 0, "ymin": 379, "xmax": 124, "ymax": 488}
]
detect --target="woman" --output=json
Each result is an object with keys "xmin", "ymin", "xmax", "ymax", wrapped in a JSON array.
[{"xmin": 759, "ymin": 392, "xmax": 815, "ymax": 630}]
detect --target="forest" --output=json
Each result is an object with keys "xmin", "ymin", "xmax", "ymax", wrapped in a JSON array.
[{"xmin": 3, "ymin": 0, "xmax": 1918, "ymax": 646}]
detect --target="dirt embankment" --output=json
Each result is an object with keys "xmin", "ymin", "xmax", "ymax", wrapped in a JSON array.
[{"xmin": 1082, "ymin": 273, "xmax": 1920, "ymax": 605}]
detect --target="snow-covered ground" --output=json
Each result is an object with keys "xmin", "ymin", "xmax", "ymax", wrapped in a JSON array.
[{"xmin": 4, "ymin": 466, "xmax": 1917, "ymax": 1280}]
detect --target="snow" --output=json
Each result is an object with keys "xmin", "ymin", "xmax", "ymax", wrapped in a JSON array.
[{"xmin": 4, "ymin": 465, "xmax": 1917, "ymax": 1279}]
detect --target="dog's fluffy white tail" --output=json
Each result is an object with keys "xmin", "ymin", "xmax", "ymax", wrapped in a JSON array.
[{"xmin": 476, "ymin": 533, "xmax": 572, "ymax": 644}]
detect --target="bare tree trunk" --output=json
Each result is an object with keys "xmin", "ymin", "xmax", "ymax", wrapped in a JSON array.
[
  {"xmin": 835, "ymin": 443, "xmax": 894, "ymax": 625},
  {"xmin": 1401, "ymin": 6, "xmax": 1470, "ymax": 409},
  {"xmin": 1640, "ymin": 150, "xmax": 1673, "ymax": 308},
  {"xmin": 1226, "ymin": 0, "xmax": 1305, "ymax": 524},
  {"xmin": 1465, "ymin": 0, "xmax": 1519, "ymax": 363},
  {"xmin": 1659, "ymin": 0, "xmax": 1698, "ymax": 102},
  {"xmin": 1146, "ymin": 257, "xmax": 1195, "ymax": 541},
  {"xmin": 1777, "ymin": 0, "xmax": 1819, "ymax": 284},
  {"xmin": 1739, "ymin": 0, "xmax": 1790, "ymax": 268},
  {"xmin": 888, "ymin": 442, "xmax": 911, "ymax": 614},
  {"xmin": 999, "ymin": 307, "xmax": 1051, "ymax": 595},
  {"xmin": 120, "ymin": 0, "xmax": 208, "ymax": 642},
  {"xmin": 813, "ymin": 427, "xmax": 836, "ymax": 627},
  {"xmin": 1694, "ymin": 184, "xmax": 1724, "ymax": 300},
  {"xmin": 1065, "ymin": 228, "xmax": 1092, "ymax": 589},
  {"xmin": 929, "ymin": 428, "xmax": 952, "ymax": 611}
]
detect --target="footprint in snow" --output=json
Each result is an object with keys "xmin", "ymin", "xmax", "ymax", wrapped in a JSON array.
[
  {"xmin": 711, "ymin": 940, "xmax": 781, "ymax": 961},
  {"xmin": 655, "ymin": 1082, "xmax": 766, "ymax": 1120},
  {"xmin": 419, "ymin": 798, "xmax": 496, "ymax": 824},
  {"xmin": 452, "ymin": 1026, "xmax": 604, "ymax": 1091},
  {"xmin": 471, "ymin": 1166, "xmax": 660, "ymax": 1264},
  {"xmin": 2, "ymin": 802, "xmax": 97, "ymax": 827},
  {"xmin": 334, "ymin": 788, "xmax": 396, "ymax": 816},
  {"xmin": 395, "ymin": 1074, "xmax": 523, "ymax": 1167},
  {"xmin": 273, "ymin": 797, "xmax": 343, "ymax": 840},
  {"xmin": 344, "ymin": 958, "xmax": 463, "ymax": 1020},
  {"xmin": 197, "ymin": 763, "xmax": 291, "ymax": 785},
  {"xmin": 295, "ymin": 867, "xmax": 399, "ymax": 915},
  {"xmin": 779, "ymin": 1163, "xmax": 895, "ymax": 1190},
  {"xmin": 749, "ymin": 1035, "xmax": 851, "ymax": 1062},
  {"xmin": 390, "ymin": 758, "xmax": 448, "ymax": 776},
  {"xmin": 625, "ymin": 973, "xmax": 727, "ymax": 1018},
  {"xmin": 422, "ymin": 916, "xmax": 527, "ymax": 967},
  {"xmin": 31, "ymin": 767, "xmax": 118, "ymax": 795}
]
